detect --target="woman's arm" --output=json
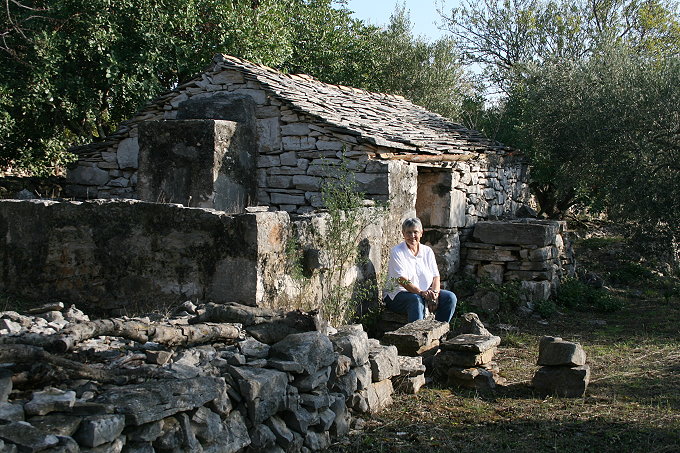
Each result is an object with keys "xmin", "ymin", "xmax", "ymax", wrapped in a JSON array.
[{"xmin": 397, "ymin": 277, "xmax": 428, "ymax": 298}]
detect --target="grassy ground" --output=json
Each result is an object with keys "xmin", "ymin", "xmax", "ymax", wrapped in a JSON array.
[{"xmin": 332, "ymin": 228, "xmax": 680, "ymax": 453}]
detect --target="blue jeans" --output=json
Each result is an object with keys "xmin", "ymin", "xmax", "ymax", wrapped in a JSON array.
[{"xmin": 384, "ymin": 290, "xmax": 457, "ymax": 323}]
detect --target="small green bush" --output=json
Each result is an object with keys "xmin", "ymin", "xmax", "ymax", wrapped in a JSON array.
[
  {"xmin": 534, "ymin": 299, "xmax": 558, "ymax": 318},
  {"xmin": 556, "ymin": 278, "xmax": 623, "ymax": 312},
  {"xmin": 609, "ymin": 262, "xmax": 655, "ymax": 285}
]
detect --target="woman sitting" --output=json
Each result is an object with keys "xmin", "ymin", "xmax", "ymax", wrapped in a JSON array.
[{"xmin": 383, "ymin": 217, "xmax": 457, "ymax": 323}]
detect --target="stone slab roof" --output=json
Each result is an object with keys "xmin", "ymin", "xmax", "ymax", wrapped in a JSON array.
[
  {"xmin": 211, "ymin": 55, "xmax": 511, "ymax": 157},
  {"xmin": 73, "ymin": 54, "xmax": 514, "ymax": 158}
]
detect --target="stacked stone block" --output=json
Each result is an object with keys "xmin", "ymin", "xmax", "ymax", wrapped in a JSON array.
[
  {"xmin": 532, "ymin": 336, "xmax": 590, "ymax": 397},
  {"xmin": 433, "ymin": 334, "xmax": 506, "ymax": 390},
  {"xmin": 0, "ymin": 306, "xmax": 403, "ymax": 453},
  {"xmin": 381, "ymin": 319, "xmax": 450, "ymax": 357},
  {"xmin": 462, "ymin": 219, "xmax": 575, "ymax": 307}
]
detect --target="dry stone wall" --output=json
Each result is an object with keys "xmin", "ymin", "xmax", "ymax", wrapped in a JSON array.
[
  {"xmin": 0, "ymin": 303, "xmax": 412, "ymax": 453},
  {"xmin": 461, "ymin": 219, "xmax": 575, "ymax": 307}
]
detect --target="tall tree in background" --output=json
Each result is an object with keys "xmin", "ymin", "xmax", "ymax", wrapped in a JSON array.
[
  {"xmin": 0, "ymin": 0, "xmax": 468, "ymax": 175},
  {"xmin": 440, "ymin": 0, "xmax": 680, "ymax": 237}
]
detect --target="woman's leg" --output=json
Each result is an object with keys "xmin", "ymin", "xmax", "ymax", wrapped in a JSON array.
[
  {"xmin": 435, "ymin": 290, "xmax": 457, "ymax": 323},
  {"xmin": 385, "ymin": 291, "xmax": 426, "ymax": 322}
]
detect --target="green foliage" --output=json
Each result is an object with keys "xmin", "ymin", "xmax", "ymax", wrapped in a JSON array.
[
  {"xmin": 444, "ymin": 0, "xmax": 680, "ymax": 236},
  {"xmin": 1, "ymin": 1, "xmax": 469, "ymax": 175},
  {"xmin": 317, "ymin": 156, "xmax": 386, "ymax": 326},
  {"xmin": 556, "ymin": 278, "xmax": 624, "ymax": 312},
  {"xmin": 534, "ymin": 298, "xmax": 558, "ymax": 318},
  {"xmin": 610, "ymin": 262, "xmax": 656, "ymax": 285}
]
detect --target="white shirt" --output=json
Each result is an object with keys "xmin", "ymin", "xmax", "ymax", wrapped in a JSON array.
[{"xmin": 384, "ymin": 241, "xmax": 439, "ymax": 300}]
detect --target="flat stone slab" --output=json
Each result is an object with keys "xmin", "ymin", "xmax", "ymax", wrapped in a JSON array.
[
  {"xmin": 440, "ymin": 334, "xmax": 501, "ymax": 354},
  {"xmin": 538, "ymin": 336, "xmax": 586, "ymax": 366},
  {"xmin": 382, "ymin": 319, "xmax": 450, "ymax": 357},
  {"xmin": 0, "ymin": 421, "xmax": 59, "ymax": 452},
  {"xmin": 433, "ymin": 348, "xmax": 497, "ymax": 368},
  {"xmin": 397, "ymin": 356, "xmax": 426, "ymax": 377},
  {"xmin": 473, "ymin": 220, "xmax": 559, "ymax": 247},
  {"xmin": 96, "ymin": 376, "xmax": 225, "ymax": 425}
]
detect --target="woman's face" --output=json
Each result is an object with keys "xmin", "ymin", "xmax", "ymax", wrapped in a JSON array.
[{"xmin": 402, "ymin": 226, "xmax": 422, "ymax": 247}]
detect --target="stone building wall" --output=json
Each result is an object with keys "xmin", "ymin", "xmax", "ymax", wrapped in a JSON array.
[
  {"xmin": 65, "ymin": 64, "xmax": 529, "ymax": 219},
  {"xmin": 0, "ymin": 199, "xmax": 412, "ymax": 315}
]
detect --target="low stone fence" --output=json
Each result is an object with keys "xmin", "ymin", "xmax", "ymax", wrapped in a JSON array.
[
  {"xmin": 0, "ymin": 302, "xmax": 413, "ymax": 453},
  {"xmin": 461, "ymin": 219, "xmax": 575, "ymax": 307}
]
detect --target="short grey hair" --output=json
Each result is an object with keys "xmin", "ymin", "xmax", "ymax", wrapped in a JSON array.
[{"xmin": 401, "ymin": 217, "xmax": 423, "ymax": 232}]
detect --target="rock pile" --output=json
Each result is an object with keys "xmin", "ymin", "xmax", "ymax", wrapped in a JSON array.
[
  {"xmin": 0, "ymin": 303, "xmax": 403, "ymax": 453},
  {"xmin": 433, "ymin": 334, "xmax": 506, "ymax": 390},
  {"xmin": 532, "ymin": 336, "xmax": 590, "ymax": 397}
]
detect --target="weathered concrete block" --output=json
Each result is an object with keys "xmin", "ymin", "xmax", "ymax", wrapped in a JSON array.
[
  {"xmin": 532, "ymin": 365, "xmax": 590, "ymax": 397},
  {"xmin": 381, "ymin": 319, "xmax": 450, "ymax": 357},
  {"xmin": 537, "ymin": 336, "xmax": 586, "ymax": 366},
  {"xmin": 473, "ymin": 220, "xmax": 559, "ymax": 246}
]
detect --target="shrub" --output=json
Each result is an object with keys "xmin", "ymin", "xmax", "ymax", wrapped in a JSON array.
[{"xmin": 556, "ymin": 278, "xmax": 623, "ymax": 312}]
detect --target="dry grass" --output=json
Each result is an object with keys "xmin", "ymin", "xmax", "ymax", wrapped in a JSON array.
[{"xmin": 331, "ymin": 294, "xmax": 680, "ymax": 453}]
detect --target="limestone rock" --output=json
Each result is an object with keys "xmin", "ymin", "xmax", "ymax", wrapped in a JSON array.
[
  {"xmin": 74, "ymin": 414, "xmax": 126, "ymax": 448},
  {"xmin": 0, "ymin": 402, "xmax": 24, "ymax": 422},
  {"xmin": 537, "ymin": 336, "xmax": 586, "ymax": 366},
  {"xmin": 458, "ymin": 312, "xmax": 492, "ymax": 336},
  {"xmin": 434, "ymin": 347, "xmax": 496, "ymax": 368},
  {"xmin": 28, "ymin": 414, "xmax": 82, "ymax": 437},
  {"xmin": 382, "ymin": 319, "xmax": 450, "ymax": 356},
  {"xmin": 532, "ymin": 365, "xmax": 591, "ymax": 397},
  {"xmin": 269, "ymin": 331, "xmax": 335, "ymax": 375},
  {"xmin": 228, "ymin": 366, "xmax": 288, "ymax": 424},
  {"xmin": 239, "ymin": 337, "xmax": 270, "ymax": 359},
  {"xmin": 440, "ymin": 334, "xmax": 501, "ymax": 354},
  {"xmin": 24, "ymin": 388, "xmax": 76, "ymax": 416},
  {"xmin": 329, "ymin": 325, "xmax": 370, "ymax": 367},
  {"xmin": 352, "ymin": 379, "xmax": 394, "ymax": 414},
  {"xmin": 0, "ymin": 421, "xmax": 59, "ymax": 452},
  {"xmin": 367, "ymin": 340, "xmax": 400, "ymax": 382},
  {"xmin": 0, "ymin": 369, "xmax": 12, "ymax": 403},
  {"xmin": 96, "ymin": 376, "xmax": 226, "ymax": 425}
]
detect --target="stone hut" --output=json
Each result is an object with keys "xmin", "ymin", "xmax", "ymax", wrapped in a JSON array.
[{"xmin": 66, "ymin": 54, "xmax": 530, "ymax": 279}]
